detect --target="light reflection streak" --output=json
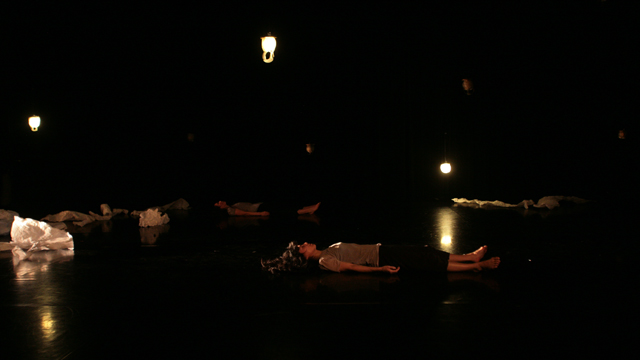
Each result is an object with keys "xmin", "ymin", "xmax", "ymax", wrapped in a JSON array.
[
  {"xmin": 435, "ymin": 207, "xmax": 457, "ymax": 252},
  {"xmin": 12, "ymin": 249, "xmax": 74, "ymax": 349},
  {"xmin": 40, "ymin": 308, "xmax": 56, "ymax": 342}
]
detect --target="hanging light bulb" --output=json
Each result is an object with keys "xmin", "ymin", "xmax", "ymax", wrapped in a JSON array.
[
  {"xmin": 261, "ymin": 33, "xmax": 277, "ymax": 63},
  {"xmin": 28, "ymin": 115, "xmax": 41, "ymax": 132}
]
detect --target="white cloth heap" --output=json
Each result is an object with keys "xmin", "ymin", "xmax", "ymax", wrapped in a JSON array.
[
  {"xmin": 452, "ymin": 195, "xmax": 589, "ymax": 210},
  {"xmin": 138, "ymin": 208, "xmax": 170, "ymax": 227},
  {"xmin": 9, "ymin": 216, "xmax": 74, "ymax": 261},
  {"xmin": 40, "ymin": 198, "xmax": 189, "ymax": 228}
]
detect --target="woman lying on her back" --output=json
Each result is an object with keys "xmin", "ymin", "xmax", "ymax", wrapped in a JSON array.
[{"xmin": 261, "ymin": 241, "xmax": 500, "ymax": 274}]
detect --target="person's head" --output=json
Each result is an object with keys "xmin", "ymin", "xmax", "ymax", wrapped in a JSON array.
[
  {"xmin": 261, "ymin": 241, "xmax": 309, "ymax": 274},
  {"xmin": 296, "ymin": 242, "xmax": 317, "ymax": 260}
]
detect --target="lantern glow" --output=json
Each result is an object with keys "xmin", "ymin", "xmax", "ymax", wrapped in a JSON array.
[
  {"xmin": 261, "ymin": 33, "xmax": 277, "ymax": 63},
  {"xmin": 29, "ymin": 116, "xmax": 41, "ymax": 132},
  {"xmin": 440, "ymin": 162, "xmax": 451, "ymax": 174}
]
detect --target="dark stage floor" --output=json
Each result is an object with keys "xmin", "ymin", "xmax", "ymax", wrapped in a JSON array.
[{"xmin": 1, "ymin": 199, "xmax": 637, "ymax": 359}]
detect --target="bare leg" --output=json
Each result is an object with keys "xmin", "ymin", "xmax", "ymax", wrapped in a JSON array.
[
  {"xmin": 297, "ymin": 202, "xmax": 321, "ymax": 215},
  {"xmin": 448, "ymin": 245, "xmax": 487, "ymax": 263},
  {"xmin": 447, "ymin": 257, "xmax": 500, "ymax": 272},
  {"xmin": 234, "ymin": 209, "xmax": 270, "ymax": 216}
]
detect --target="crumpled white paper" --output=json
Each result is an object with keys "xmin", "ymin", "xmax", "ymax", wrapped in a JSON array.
[
  {"xmin": 27, "ymin": 198, "xmax": 186, "ymax": 231},
  {"xmin": 452, "ymin": 198, "xmax": 535, "ymax": 208},
  {"xmin": 8, "ymin": 216, "xmax": 74, "ymax": 259},
  {"xmin": 1, "ymin": 209, "xmax": 19, "ymax": 235},
  {"xmin": 41, "ymin": 210, "xmax": 97, "ymax": 227},
  {"xmin": 452, "ymin": 196, "xmax": 589, "ymax": 210},
  {"xmin": 41, "ymin": 204, "xmax": 129, "ymax": 227},
  {"xmin": 138, "ymin": 208, "xmax": 170, "ymax": 227},
  {"xmin": 533, "ymin": 196, "xmax": 589, "ymax": 209},
  {"xmin": 131, "ymin": 198, "xmax": 190, "ymax": 218},
  {"xmin": 100, "ymin": 204, "xmax": 113, "ymax": 217}
]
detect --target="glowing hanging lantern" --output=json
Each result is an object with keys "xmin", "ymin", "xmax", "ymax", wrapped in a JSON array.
[
  {"xmin": 28, "ymin": 115, "xmax": 41, "ymax": 132},
  {"xmin": 261, "ymin": 33, "xmax": 277, "ymax": 63}
]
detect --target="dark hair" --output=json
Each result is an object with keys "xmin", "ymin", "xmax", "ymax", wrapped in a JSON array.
[{"xmin": 261, "ymin": 241, "xmax": 308, "ymax": 274}]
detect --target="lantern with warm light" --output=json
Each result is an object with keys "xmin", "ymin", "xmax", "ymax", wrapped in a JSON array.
[
  {"xmin": 261, "ymin": 33, "xmax": 277, "ymax": 63},
  {"xmin": 28, "ymin": 115, "xmax": 41, "ymax": 132}
]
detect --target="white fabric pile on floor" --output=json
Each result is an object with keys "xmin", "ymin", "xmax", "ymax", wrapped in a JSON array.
[
  {"xmin": 130, "ymin": 198, "xmax": 190, "ymax": 217},
  {"xmin": 452, "ymin": 196, "xmax": 589, "ymax": 210},
  {"xmin": 8, "ymin": 216, "xmax": 74, "ymax": 260},
  {"xmin": 1, "ymin": 198, "xmax": 189, "ymax": 253},
  {"xmin": 41, "ymin": 198, "xmax": 189, "ymax": 228},
  {"xmin": 41, "ymin": 204, "xmax": 129, "ymax": 227},
  {"xmin": 138, "ymin": 208, "xmax": 170, "ymax": 227}
]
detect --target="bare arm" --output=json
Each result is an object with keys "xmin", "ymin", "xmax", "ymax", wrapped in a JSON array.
[{"xmin": 338, "ymin": 262, "xmax": 399, "ymax": 274}]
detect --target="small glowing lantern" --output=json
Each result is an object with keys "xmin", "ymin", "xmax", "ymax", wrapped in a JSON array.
[
  {"xmin": 261, "ymin": 33, "xmax": 277, "ymax": 63},
  {"xmin": 28, "ymin": 115, "xmax": 41, "ymax": 132}
]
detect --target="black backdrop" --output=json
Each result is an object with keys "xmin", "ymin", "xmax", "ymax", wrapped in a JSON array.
[{"xmin": 1, "ymin": 2, "xmax": 637, "ymax": 215}]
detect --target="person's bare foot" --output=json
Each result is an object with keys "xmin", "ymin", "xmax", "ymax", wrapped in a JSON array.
[
  {"xmin": 477, "ymin": 257, "xmax": 500, "ymax": 271},
  {"xmin": 308, "ymin": 202, "xmax": 321, "ymax": 214},
  {"xmin": 215, "ymin": 201, "xmax": 229, "ymax": 209},
  {"xmin": 466, "ymin": 245, "xmax": 488, "ymax": 262}
]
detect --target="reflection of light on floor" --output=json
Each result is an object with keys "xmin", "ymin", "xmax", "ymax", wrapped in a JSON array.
[
  {"xmin": 436, "ymin": 208, "xmax": 456, "ymax": 251},
  {"xmin": 12, "ymin": 252, "xmax": 71, "ymax": 346},
  {"xmin": 40, "ymin": 308, "xmax": 56, "ymax": 341}
]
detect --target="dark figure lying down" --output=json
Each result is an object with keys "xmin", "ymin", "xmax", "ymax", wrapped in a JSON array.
[
  {"xmin": 262, "ymin": 242, "xmax": 500, "ymax": 274},
  {"xmin": 215, "ymin": 201, "xmax": 320, "ymax": 216}
]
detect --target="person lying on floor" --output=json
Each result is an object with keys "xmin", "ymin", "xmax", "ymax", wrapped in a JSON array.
[
  {"xmin": 214, "ymin": 201, "xmax": 320, "ymax": 217},
  {"xmin": 261, "ymin": 242, "xmax": 500, "ymax": 274}
]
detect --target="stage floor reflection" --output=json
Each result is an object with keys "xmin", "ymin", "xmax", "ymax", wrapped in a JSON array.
[{"xmin": 1, "ymin": 200, "xmax": 636, "ymax": 359}]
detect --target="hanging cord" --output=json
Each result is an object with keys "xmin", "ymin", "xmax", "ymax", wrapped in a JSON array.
[{"xmin": 443, "ymin": 132, "xmax": 447, "ymax": 163}]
